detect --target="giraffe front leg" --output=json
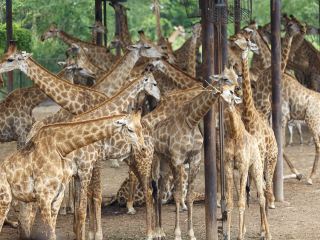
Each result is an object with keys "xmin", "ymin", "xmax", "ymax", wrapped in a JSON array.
[
  {"xmin": 172, "ymin": 164, "xmax": 183, "ymax": 240},
  {"xmin": 127, "ymin": 171, "xmax": 138, "ymax": 215},
  {"xmin": 307, "ymin": 137, "xmax": 320, "ymax": 185},
  {"xmin": 238, "ymin": 170, "xmax": 248, "ymax": 240},
  {"xmin": 39, "ymin": 198, "xmax": 56, "ymax": 240},
  {"xmin": 186, "ymin": 154, "xmax": 201, "ymax": 240},
  {"xmin": 225, "ymin": 160, "xmax": 234, "ymax": 240},
  {"xmin": 18, "ymin": 202, "xmax": 37, "ymax": 239}
]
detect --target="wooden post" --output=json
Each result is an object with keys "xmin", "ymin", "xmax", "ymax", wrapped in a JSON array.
[
  {"xmin": 271, "ymin": 0, "xmax": 284, "ymax": 201},
  {"xmin": 95, "ymin": 0, "xmax": 103, "ymax": 46},
  {"xmin": 201, "ymin": 0, "xmax": 218, "ymax": 239},
  {"xmin": 6, "ymin": 0, "xmax": 13, "ymax": 93}
]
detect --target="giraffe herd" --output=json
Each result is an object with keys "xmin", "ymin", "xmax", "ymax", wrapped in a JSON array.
[{"xmin": 0, "ymin": 2, "xmax": 319, "ymax": 239}]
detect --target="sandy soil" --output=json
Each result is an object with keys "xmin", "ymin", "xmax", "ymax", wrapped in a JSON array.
[{"xmin": 0, "ymin": 105, "xmax": 319, "ymax": 239}]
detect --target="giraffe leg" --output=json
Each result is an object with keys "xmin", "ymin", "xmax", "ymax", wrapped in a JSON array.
[
  {"xmin": 127, "ymin": 171, "xmax": 137, "ymax": 215},
  {"xmin": 187, "ymin": 154, "xmax": 201, "ymax": 240},
  {"xmin": 296, "ymin": 122, "xmax": 303, "ymax": 145},
  {"xmin": 238, "ymin": 169, "xmax": 248, "ymax": 240},
  {"xmin": 141, "ymin": 177, "xmax": 154, "ymax": 240},
  {"xmin": 51, "ymin": 186, "xmax": 65, "ymax": 232},
  {"xmin": 0, "ymin": 203, "xmax": 11, "ymax": 233},
  {"xmin": 251, "ymin": 162, "xmax": 271, "ymax": 240},
  {"xmin": 91, "ymin": 163, "xmax": 103, "ymax": 240},
  {"xmin": 18, "ymin": 202, "xmax": 37, "ymax": 239},
  {"xmin": 283, "ymin": 153, "xmax": 303, "ymax": 180},
  {"xmin": 287, "ymin": 124, "xmax": 293, "ymax": 146},
  {"xmin": 59, "ymin": 184, "xmax": 69, "ymax": 216},
  {"xmin": 307, "ymin": 136, "xmax": 320, "ymax": 185},
  {"xmin": 172, "ymin": 164, "xmax": 183, "ymax": 240},
  {"xmin": 265, "ymin": 152, "xmax": 277, "ymax": 209},
  {"xmin": 75, "ymin": 179, "xmax": 90, "ymax": 240},
  {"xmin": 38, "ymin": 198, "xmax": 55, "ymax": 240},
  {"xmin": 225, "ymin": 160, "xmax": 233, "ymax": 240},
  {"xmin": 67, "ymin": 178, "xmax": 75, "ymax": 214}
]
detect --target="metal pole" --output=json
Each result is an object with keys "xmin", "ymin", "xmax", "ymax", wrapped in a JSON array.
[
  {"xmin": 234, "ymin": 0, "xmax": 241, "ymax": 33},
  {"xmin": 103, "ymin": 0, "xmax": 107, "ymax": 47},
  {"xmin": 6, "ymin": 0, "xmax": 13, "ymax": 93},
  {"xmin": 271, "ymin": 0, "xmax": 284, "ymax": 201},
  {"xmin": 114, "ymin": 2, "xmax": 121, "ymax": 57},
  {"xmin": 95, "ymin": 0, "xmax": 103, "ymax": 46},
  {"xmin": 201, "ymin": 0, "xmax": 218, "ymax": 239}
]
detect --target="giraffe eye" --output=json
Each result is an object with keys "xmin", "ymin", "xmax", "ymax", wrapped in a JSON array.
[
  {"xmin": 144, "ymin": 78, "xmax": 148, "ymax": 82},
  {"xmin": 7, "ymin": 58, "xmax": 14, "ymax": 62}
]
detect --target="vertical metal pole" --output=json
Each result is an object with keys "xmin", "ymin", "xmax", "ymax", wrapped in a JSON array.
[
  {"xmin": 271, "ymin": 0, "xmax": 284, "ymax": 201},
  {"xmin": 114, "ymin": 2, "xmax": 121, "ymax": 57},
  {"xmin": 6, "ymin": 0, "xmax": 13, "ymax": 93},
  {"xmin": 95, "ymin": 0, "xmax": 103, "ymax": 46},
  {"xmin": 234, "ymin": 0, "xmax": 241, "ymax": 33},
  {"xmin": 201, "ymin": 0, "xmax": 218, "ymax": 239},
  {"xmin": 103, "ymin": 0, "xmax": 107, "ymax": 47}
]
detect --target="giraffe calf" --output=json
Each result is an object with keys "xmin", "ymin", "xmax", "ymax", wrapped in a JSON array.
[{"xmin": 224, "ymin": 104, "xmax": 271, "ymax": 240}]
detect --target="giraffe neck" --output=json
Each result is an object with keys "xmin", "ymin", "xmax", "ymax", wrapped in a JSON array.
[
  {"xmin": 241, "ymin": 52, "xmax": 258, "ymax": 123},
  {"xmin": 289, "ymin": 33, "xmax": 306, "ymax": 62},
  {"xmin": 24, "ymin": 58, "xmax": 107, "ymax": 114},
  {"xmin": 281, "ymin": 32, "xmax": 294, "ymax": 73},
  {"xmin": 93, "ymin": 50, "xmax": 140, "ymax": 95},
  {"xmin": 74, "ymin": 77, "xmax": 146, "ymax": 121},
  {"xmin": 24, "ymin": 87, "xmax": 48, "ymax": 109},
  {"xmin": 186, "ymin": 34, "xmax": 198, "ymax": 78},
  {"xmin": 39, "ymin": 114, "xmax": 128, "ymax": 156},
  {"xmin": 254, "ymin": 29, "xmax": 271, "ymax": 69},
  {"xmin": 225, "ymin": 106, "xmax": 245, "ymax": 140},
  {"xmin": 58, "ymin": 31, "xmax": 103, "ymax": 49},
  {"xmin": 185, "ymin": 88, "xmax": 220, "ymax": 129},
  {"xmin": 153, "ymin": 0, "xmax": 163, "ymax": 41},
  {"xmin": 158, "ymin": 60, "xmax": 200, "ymax": 89},
  {"xmin": 78, "ymin": 50, "xmax": 105, "ymax": 76}
]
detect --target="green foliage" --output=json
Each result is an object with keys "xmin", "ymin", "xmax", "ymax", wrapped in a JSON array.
[{"xmin": 0, "ymin": 23, "xmax": 32, "ymax": 53}]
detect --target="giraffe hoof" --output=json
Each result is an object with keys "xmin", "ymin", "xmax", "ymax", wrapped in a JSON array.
[
  {"xmin": 127, "ymin": 208, "xmax": 137, "ymax": 215},
  {"xmin": 268, "ymin": 202, "xmax": 275, "ymax": 209},
  {"xmin": 307, "ymin": 178, "xmax": 313, "ymax": 185},
  {"xmin": 5, "ymin": 219, "xmax": 18, "ymax": 229},
  {"xmin": 296, "ymin": 174, "xmax": 303, "ymax": 181}
]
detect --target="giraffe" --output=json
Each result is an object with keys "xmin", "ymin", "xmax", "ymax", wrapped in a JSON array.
[
  {"xmin": 0, "ymin": 44, "xmax": 107, "ymax": 115},
  {"xmin": 109, "ymin": 2, "xmax": 132, "ymax": 51},
  {"xmin": 151, "ymin": 73, "xmax": 239, "ymax": 240},
  {"xmin": 23, "ymin": 72, "xmax": 160, "ymax": 240},
  {"xmin": 168, "ymin": 26, "xmax": 186, "ymax": 44},
  {"xmin": 110, "ymin": 165, "xmax": 205, "ymax": 209},
  {"xmin": 40, "ymin": 24, "xmax": 117, "ymax": 72},
  {"xmin": 224, "ymin": 103, "xmax": 271, "ymax": 240},
  {"xmin": 88, "ymin": 21, "xmax": 105, "ymax": 44},
  {"xmin": 0, "ymin": 86, "xmax": 47, "ymax": 148},
  {"xmin": 0, "ymin": 113, "xmax": 144, "ymax": 240},
  {"xmin": 174, "ymin": 23, "xmax": 202, "ymax": 78},
  {"xmin": 228, "ymin": 32, "xmax": 278, "ymax": 209}
]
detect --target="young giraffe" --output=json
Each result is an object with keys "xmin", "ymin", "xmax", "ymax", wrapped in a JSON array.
[
  {"xmin": 41, "ymin": 24, "xmax": 117, "ymax": 72},
  {"xmin": 151, "ymin": 74, "xmax": 239, "ymax": 240},
  {"xmin": 0, "ymin": 113, "xmax": 144, "ymax": 240},
  {"xmin": 224, "ymin": 103, "xmax": 271, "ymax": 240},
  {"xmin": 228, "ymin": 31, "xmax": 278, "ymax": 209}
]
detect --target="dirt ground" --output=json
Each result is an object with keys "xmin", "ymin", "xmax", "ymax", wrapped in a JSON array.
[{"xmin": 1, "ymin": 104, "xmax": 320, "ymax": 239}]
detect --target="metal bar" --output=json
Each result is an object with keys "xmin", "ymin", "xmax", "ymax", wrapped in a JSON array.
[
  {"xmin": 6, "ymin": 0, "xmax": 13, "ymax": 93},
  {"xmin": 271, "ymin": 0, "xmax": 284, "ymax": 201},
  {"xmin": 103, "ymin": 0, "xmax": 107, "ymax": 47},
  {"xmin": 114, "ymin": 2, "xmax": 122, "ymax": 57},
  {"xmin": 201, "ymin": 0, "xmax": 218, "ymax": 239},
  {"xmin": 95, "ymin": 0, "xmax": 103, "ymax": 46}
]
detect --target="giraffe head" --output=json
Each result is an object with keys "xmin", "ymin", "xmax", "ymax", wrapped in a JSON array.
[
  {"xmin": 0, "ymin": 44, "xmax": 32, "ymax": 74},
  {"xmin": 210, "ymin": 67, "xmax": 242, "ymax": 104},
  {"xmin": 192, "ymin": 23, "xmax": 202, "ymax": 39},
  {"xmin": 282, "ymin": 14, "xmax": 306, "ymax": 37},
  {"xmin": 115, "ymin": 111, "xmax": 145, "ymax": 151},
  {"xmin": 40, "ymin": 24, "xmax": 60, "ymax": 41},
  {"xmin": 173, "ymin": 25, "xmax": 186, "ymax": 38},
  {"xmin": 88, "ymin": 21, "xmax": 105, "ymax": 34},
  {"xmin": 137, "ymin": 72, "xmax": 161, "ymax": 101},
  {"xmin": 128, "ymin": 31, "xmax": 167, "ymax": 59},
  {"xmin": 228, "ymin": 30, "xmax": 259, "ymax": 74}
]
